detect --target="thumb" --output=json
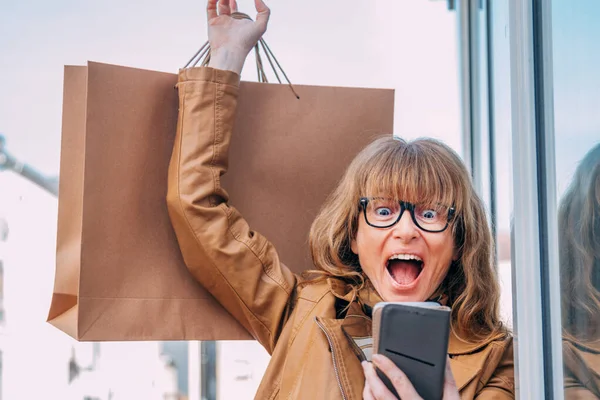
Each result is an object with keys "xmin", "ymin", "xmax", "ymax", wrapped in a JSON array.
[{"xmin": 254, "ymin": 0, "xmax": 271, "ymax": 30}]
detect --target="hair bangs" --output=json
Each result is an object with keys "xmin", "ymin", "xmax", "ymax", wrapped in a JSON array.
[{"xmin": 358, "ymin": 140, "xmax": 461, "ymax": 211}]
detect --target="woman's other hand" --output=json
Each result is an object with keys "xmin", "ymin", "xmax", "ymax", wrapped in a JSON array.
[
  {"xmin": 207, "ymin": 0, "xmax": 270, "ymax": 74},
  {"xmin": 362, "ymin": 354, "xmax": 460, "ymax": 400}
]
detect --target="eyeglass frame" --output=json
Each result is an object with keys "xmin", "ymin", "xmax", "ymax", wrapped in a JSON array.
[{"xmin": 358, "ymin": 197, "xmax": 456, "ymax": 233}]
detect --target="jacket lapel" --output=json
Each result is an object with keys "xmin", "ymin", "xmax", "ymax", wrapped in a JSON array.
[
  {"xmin": 449, "ymin": 356, "xmax": 482, "ymax": 391},
  {"xmin": 316, "ymin": 285, "xmax": 377, "ymax": 400},
  {"xmin": 316, "ymin": 316, "xmax": 366, "ymax": 400},
  {"xmin": 448, "ymin": 332, "xmax": 495, "ymax": 391}
]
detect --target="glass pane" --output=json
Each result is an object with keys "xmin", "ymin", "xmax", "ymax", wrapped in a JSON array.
[
  {"xmin": 489, "ymin": 0, "xmax": 514, "ymax": 330},
  {"xmin": 0, "ymin": 1, "xmax": 460, "ymax": 399},
  {"xmin": 551, "ymin": 0, "xmax": 600, "ymax": 397}
]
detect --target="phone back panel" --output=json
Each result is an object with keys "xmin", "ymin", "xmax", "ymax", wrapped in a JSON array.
[{"xmin": 375, "ymin": 304, "xmax": 450, "ymax": 400}]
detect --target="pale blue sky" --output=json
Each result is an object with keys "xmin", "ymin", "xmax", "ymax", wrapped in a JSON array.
[
  {"xmin": 0, "ymin": 0, "xmax": 461, "ymax": 177},
  {"xmin": 552, "ymin": 0, "xmax": 600, "ymax": 197}
]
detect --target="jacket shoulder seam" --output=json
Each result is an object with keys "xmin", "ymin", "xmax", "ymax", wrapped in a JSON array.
[{"xmin": 297, "ymin": 282, "xmax": 331, "ymax": 302}]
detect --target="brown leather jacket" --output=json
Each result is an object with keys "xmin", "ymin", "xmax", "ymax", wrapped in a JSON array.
[
  {"xmin": 563, "ymin": 337, "xmax": 600, "ymax": 398},
  {"xmin": 166, "ymin": 66, "xmax": 515, "ymax": 399}
]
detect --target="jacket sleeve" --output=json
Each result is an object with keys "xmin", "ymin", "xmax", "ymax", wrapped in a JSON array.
[
  {"xmin": 476, "ymin": 338, "xmax": 515, "ymax": 399},
  {"xmin": 166, "ymin": 67, "xmax": 297, "ymax": 353}
]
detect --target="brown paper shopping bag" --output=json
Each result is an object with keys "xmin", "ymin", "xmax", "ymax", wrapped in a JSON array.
[{"xmin": 47, "ymin": 61, "xmax": 394, "ymax": 341}]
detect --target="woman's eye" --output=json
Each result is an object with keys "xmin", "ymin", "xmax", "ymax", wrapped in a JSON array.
[
  {"xmin": 375, "ymin": 207, "xmax": 393, "ymax": 217},
  {"xmin": 421, "ymin": 209, "xmax": 438, "ymax": 220}
]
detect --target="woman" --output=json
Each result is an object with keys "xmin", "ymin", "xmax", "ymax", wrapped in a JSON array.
[
  {"xmin": 558, "ymin": 143, "xmax": 600, "ymax": 398},
  {"xmin": 166, "ymin": 0, "xmax": 514, "ymax": 398}
]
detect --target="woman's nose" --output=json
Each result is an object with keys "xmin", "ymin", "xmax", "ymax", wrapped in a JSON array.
[{"xmin": 392, "ymin": 211, "xmax": 419, "ymax": 241}]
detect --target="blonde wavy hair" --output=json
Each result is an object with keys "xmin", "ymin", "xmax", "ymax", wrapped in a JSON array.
[
  {"xmin": 307, "ymin": 136, "xmax": 507, "ymax": 343},
  {"xmin": 558, "ymin": 143, "xmax": 600, "ymax": 342}
]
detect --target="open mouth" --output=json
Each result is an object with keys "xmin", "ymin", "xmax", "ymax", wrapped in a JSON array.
[{"xmin": 386, "ymin": 254, "xmax": 424, "ymax": 286}]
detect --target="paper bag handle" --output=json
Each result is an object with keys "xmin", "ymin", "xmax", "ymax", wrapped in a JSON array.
[{"xmin": 183, "ymin": 12, "xmax": 300, "ymax": 99}]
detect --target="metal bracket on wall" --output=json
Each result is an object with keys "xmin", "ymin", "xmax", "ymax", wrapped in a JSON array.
[{"xmin": 0, "ymin": 134, "xmax": 58, "ymax": 197}]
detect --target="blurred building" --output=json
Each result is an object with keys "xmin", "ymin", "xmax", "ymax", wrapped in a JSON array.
[{"xmin": 0, "ymin": 169, "xmax": 183, "ymax": 400}]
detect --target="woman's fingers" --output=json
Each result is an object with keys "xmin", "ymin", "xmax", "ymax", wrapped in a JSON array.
[
  {"xmin": 209, "ymin": 0, "xmax": 269, "ymax": 32},
  {"xmin": 217, "ymin": 0, "xmax": 232, "ymax": 16},
  {"xmin": 362, "ymin": 380, "xmax": 376, "ymax": 400},
  {"xmin": 366, "ymin": 355, "xmax": 459, "ymax": 400},
  {"xmin": 372, "ymin": 354, "xmax": 423, "ymax": 400},
  {"xmin": 362, "ymin": 360, "xmax": 397, "ymax": 399},
  {"xmin": 207, "ymin": 0, "xmax": 218, "ymax": 21},
  {"xmin": 254, "ymin": 0, "xmax": 271, "ymax": 30}
]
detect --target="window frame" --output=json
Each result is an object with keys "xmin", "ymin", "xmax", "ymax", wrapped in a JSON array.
[{"xmin": 507, "ymin": 0, "xmax": 564, "ymax": 397}]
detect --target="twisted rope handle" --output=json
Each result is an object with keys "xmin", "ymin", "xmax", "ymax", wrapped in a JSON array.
[{"xmin": 183, "ymin": 12, "xmax": 299, "ymax": 99}]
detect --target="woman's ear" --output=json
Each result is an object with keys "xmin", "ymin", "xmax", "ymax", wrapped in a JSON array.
[{"xmin": 452, "ymin": 247, "xmax": 460, "ymax": 262}]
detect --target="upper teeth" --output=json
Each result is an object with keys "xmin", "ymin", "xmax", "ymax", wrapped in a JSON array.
[{"xmin": 389, "ymin": 254, "xmax": 422, "ymax": 262}]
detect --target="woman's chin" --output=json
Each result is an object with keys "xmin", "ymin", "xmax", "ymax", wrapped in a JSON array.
[{"xmin": 387, "ymin": 293, "xmax": 424, "ymax": 302}]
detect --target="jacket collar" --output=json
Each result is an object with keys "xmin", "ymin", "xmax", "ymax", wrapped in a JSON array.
[
  {"xmin": 326, "ymin": 278, "xmax": 383, "ymax": 315},
  {"xmin": 563, "ymin": 336, "xmax": 600, "ymax": 354},
  {"xmin": 448, "ymin": 331, "xmax": 497, "ymax": 355},
  {"xmin": 327, "ymin": 278, "xmax": 359, "ymax": 302}
]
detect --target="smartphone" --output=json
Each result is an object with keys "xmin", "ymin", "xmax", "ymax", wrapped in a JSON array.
[{"xmin": 372, "ymin": 302, "xmax": 451, "ymax": 400}]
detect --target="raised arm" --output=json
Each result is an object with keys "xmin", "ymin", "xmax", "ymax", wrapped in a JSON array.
[{"xmin": 166, "ymin": 0, "xmax": 296, "ymax": 353}]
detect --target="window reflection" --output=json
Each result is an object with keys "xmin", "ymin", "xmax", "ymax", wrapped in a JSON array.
[
  {"xmin": 559, "ymin": 144, "xmax": 600, "ymax": 398},
  {"xmin": 551, "ymin": 0, "xmax": 600, "ymax": 397}
]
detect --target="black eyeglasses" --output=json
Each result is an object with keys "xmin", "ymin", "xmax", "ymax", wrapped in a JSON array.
[{"xmin": 359, "ymin": 197, "xmax": 455, "ymax": 233}]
